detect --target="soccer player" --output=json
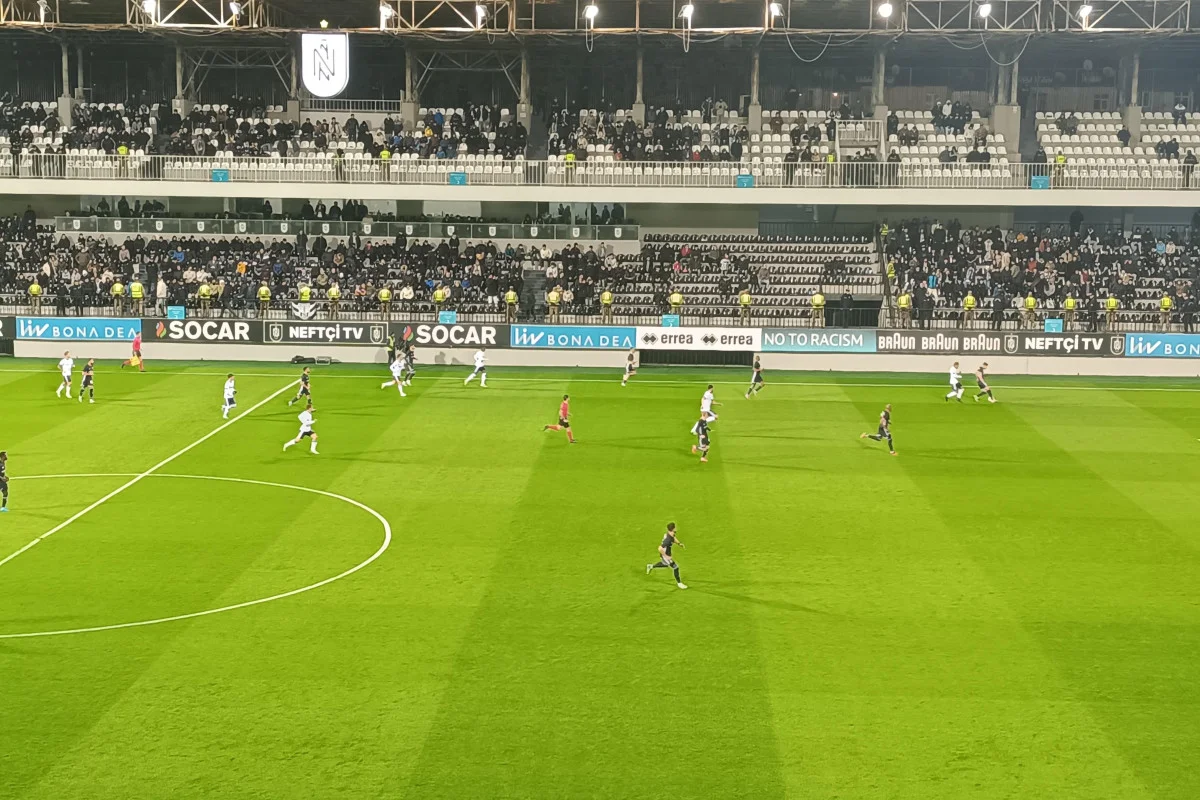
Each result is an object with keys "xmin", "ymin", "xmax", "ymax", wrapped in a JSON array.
[
  {"xmin": 283, "ymin": 402, "xmax": 319, "ymax": 455},
  {"xmin": 464, "ymin": 348, "xmax": 487, "ymax": 387},
  {"xmin": 121, "ymin": 331, "xmax": 144, "ymax": 372},
  {"xmin": 55, "ymin": 350, "xmax": 74, "ymax": 399},
  {"xmin": 222, "ymin": 373, "xmax": 237, "ymax": 419},
  {"xmin": 860, "ymin": 403, "xmax": 897, "ymax": 455},
  {"xmin": 945, "ymin": 361, "xmax": 964, "ymax": 402},
  {"xmin": 0, "ymin": 450, "xmax": 8, "ymax": 512},
  {"xmin": 646, "ymin": 522, "xmax": 687, "ymax": 589},
  {"xmin": 621, "ymin": 349, "xmax": 637, "ymax": 387},
  {"xmin": 701, "ymin": 384, "xmax": 720, "ymax": 422},
  {"xmin": 79, "ymin": 358, "xmax": 96, "ymax": 404},
  {"xmin": 542, "ymin": 394, "xmax": 576, "ymax": 443},
  {"xmin": 288, "ymin": 366, "xmax": 312, "ymax": 406},
  {"xmin": 380, "ymin": 354, "xmax": 407, "ymax": 397},
  {"xmin": 690, "ymin": 413, "xmax": 712, "ymax": 463},
  {"xmin": 974, "ymin": 362, "xmax": 996, "ymax": 403},
  {"xmin": 745, "ymin": 356, "xmax": 765, "ymax": 398},
  {"xmin": 403, "ymin": 342, "xmax": 416, "ymax": 386}
]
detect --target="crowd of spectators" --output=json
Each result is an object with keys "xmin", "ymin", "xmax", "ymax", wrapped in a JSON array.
[
  {"xmin": 884, "ymin": 216, "xmax": 1200, "ymax": 326},
  {"xmin": 547, "ymin": 101, "xmax": 749, "ymax": 162},
  {"xmin": 931, "ymin": 99, "xmax": 975, "ymax": 136}
]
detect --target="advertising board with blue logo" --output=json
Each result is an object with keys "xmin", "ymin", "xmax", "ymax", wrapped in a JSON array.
[
  {"xmin": 16, "ymin": 317, "xmax": 140, "ymax": 341},
  {"xmin": 511, "ymin": 325, "xmax": 636, "ymax": 349},
  {"xmin": 1124, "ymin": 333, "xmax": 1200, "ymax": 358},
  {"xmin": 762, "ymin": 328, "xmax": 878, "ymax": 353}
]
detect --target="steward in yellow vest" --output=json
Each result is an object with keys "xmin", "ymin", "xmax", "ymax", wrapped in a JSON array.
[
  {"xmin": 811, "ymin": 291, "xmax": 825, "ymax": 326},
  {"xmin": 504, "ymin": 288, "xmax": 519, "ymax": 322},
  {"xmin": 129, "ymin": 280, "xmax": 145, "ymax": 314},
  {"xmin": 599, "ymin": 289, "xmax": 614, "ymax": 322},
  {"xmin": 897, "ymin": 291, "xmax": 911, "ymax": 327},
  {"xmin": 378, "ymin": 286, "xmax": 392, "ymax": 318},
  {"xmin": 299, "ymin": 283, "xmax": 312, "ymax": 302},
  {"xmin": 1063, "ymin": 294, "xmax": 1077, "ymax": 329},
  {"xmin": 197, "ymin": 281, "xmax": 212, "ymax": 316},
  {"xmin": 668, "ymin": 291, "xmax": 683, "ymax": 313},
  {"xmin": 327, "ymin": 283, "xmax": 341, "ymax": 318},
  {"xmin": 257, "ymin": 282, "xmax": 271, "ymax": 315}
]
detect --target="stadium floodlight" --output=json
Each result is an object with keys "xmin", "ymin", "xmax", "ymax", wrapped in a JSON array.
[
  {"xmin": 768, "ymin": 2, "xmax": 783, "ymax": 17},
  {"xmin": 877, "ymin": 2, "xmax": 893, "ymax": 18},
  {"xmin": 475, "ymin": 3, "xmax": 488, "ymax": 26},
  {"xmin": 977, "ymin": 2, "xmax": 991, "ymax": 17},
  {"xmin": 141, "ymin": 0, "xmax": 157, "ymax": 17},
  {"xmin": 379, "ymin": 1, "xmax": 394, "ymax": 28},
  {"xmin": 37, "ymin": 0, "xmax": 50, "ymax": 22},
  {"xmin": 228, "ymin": 1, "xmax": 241, "ymax": 15},
  {"xmin": 1078, "ymin": 3, "xmax": 1093, "ymax": 18},
  {"xmin": 319, "ymin": 18, "xmax": 329, "ymax": 27},
  {"xmin": 583, "ymin": 2, "xmax": 599, "ymax": 21},
  {"xmin": 679, "ymin": 3, "xmax": 694, "ymax": 20}
]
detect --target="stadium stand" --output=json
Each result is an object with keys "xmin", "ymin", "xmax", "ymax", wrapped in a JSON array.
[
  {"xmin": 882, "ymin": 219, "xmax": 1200, "ymax": 329},
  {"xmin": 547, "ymin": 103, "xmax": 748, "ymax": 162}
]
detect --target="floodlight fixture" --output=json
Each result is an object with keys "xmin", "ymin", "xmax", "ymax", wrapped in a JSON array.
[
  {"xmin": 977, "ymin": 2, "xmax": 991, "ymax": 17},
  {"xmin": 679, "ymin": 3, "xmax": 694, "ymax": 19},
  {"xmin": 768, "ymin": 2, "xmax": 783, "ymax": 17},
  {"xmin": 878, "ymin": 2, "xmax": 893, "ymax": 18},
  {"xmin": 141, "ymin": 0, "xmax": 157, "ymax": 18},
  {"xmin": 319, "ymin": 18, "xmax": 329, "ymax": 27},
  {"xmin": 228, "ymin": 1, "xmax": 240, "ymax": 15},
  {"xmin": 584, "ymin": 2, "xmax": 599, "ymax": 20},
  {"xmin": 475, "ymin": 3, "xmax": 488, "ymax": 26},
  {"xmin": 1079, "ymin": 3, "xmax": 1093, "ymax": 17}
]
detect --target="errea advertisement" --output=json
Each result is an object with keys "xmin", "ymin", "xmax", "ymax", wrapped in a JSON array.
[
  {"xmin": 17, "ymin": 317, "xmax": 140, "ymax": 341},
  {"xmin": 636, "ymin": 326, "xmax": 761, "ymax": 351}
]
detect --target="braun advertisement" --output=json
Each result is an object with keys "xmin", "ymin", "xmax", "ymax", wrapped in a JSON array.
[{"xmin": 876, "ymin": 330, "xmax": 1122, "ymax": 357}]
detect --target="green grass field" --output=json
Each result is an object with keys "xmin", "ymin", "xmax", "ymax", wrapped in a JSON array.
[{"xmin": 1, "ymin": 358, "xmax": 1198, "ymax": 800}]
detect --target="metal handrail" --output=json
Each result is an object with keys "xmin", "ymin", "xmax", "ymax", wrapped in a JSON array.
[{"xmin": 2, "ymin": 155, "xmax": 1199, "ymax": 191}]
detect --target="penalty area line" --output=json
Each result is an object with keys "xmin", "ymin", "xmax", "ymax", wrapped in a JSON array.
[{"xmin": 0, "ymin": 379, "xmax": 298, "ymax": 571}]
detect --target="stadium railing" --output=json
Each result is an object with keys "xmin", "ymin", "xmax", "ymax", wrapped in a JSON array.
[
  {"xmin": 5, "ymin": 156, "xmax": 1200, "ymax": 191},
  {"xmin": 54, "ymin": 217, "xmax": 638, "ymax": 242}
]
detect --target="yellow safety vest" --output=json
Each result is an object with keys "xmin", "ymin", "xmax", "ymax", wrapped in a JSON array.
[
  {"xmin": 434, "ymin": 288, "xmax": 447, "ymax": 303},
  {"xmin": 505, "ymin": 290, "xmax": 518, "ymax": 305},
  {"xmin": 380, "ymin": 149, "xmax": 391, "ymax": 161},
  {"xmin": 1024, "ymin": 296, "xmax": 1036, "ymax": 310},
  {"xmin": 258, "ymin": 286, "xmax": 271, "ymax": 301},
  {"xmin": 198, "ymin": 283, "xmax": 212, "ymax": 299},
  {"xmin": 29, "ymin": 282, "xmax": 41, "ymax": 297},
  {"xmin": 600, "ymin": 291, "xmax": 613, "ymax": 306},
  {"xmin": 669, "ymin": 293, "xmax": 683, "ymax": 307},
  {"xmin": 739, "ymin": 292, "xmax": 752, "ymax": 307},
  {"xmin": 812, "ymin": 293, "xmax": 825, "ymax": 309},
  {"xmin": 1064, "ymin": 296, "xmax": 1076, "ymax": 311},
  {"xmin": 964, "ymin": 294, "xmax": 976, "ymax": 310},
  {"xmin": 299, "ymin": 285, "xmax": 311, "ymax": 302},
  {"xmin": 1161, "ymin": 296, "xmax": 1173, "ymax": 311},
  {"xmin": 548, "ymin": 291, "xmax": 560, "ymax": 306},
  {"xmin": 897, "ymin": 293, "xmax": 910, "ymax": 309},
  {"xmin": 328, "ymin": 286, "xmax": 341, "ymax": 300},
  {"xmin": 379, "ymin": 287, "xmax": 392, "ymax": 302},
  {"xmin": 130, "ymin": 281, "xmax": 144, "ymax": 299},
  {"xmin": 1106, "ymin": 296, "xmax": 1118, "ymax": 310},
  {"xmin": 880, "ymin": 224, "xmax": 889, "ymax": 238},
  {"xmin": 111, "ymin": 282, "xmax": 124, "ymax": 297}
]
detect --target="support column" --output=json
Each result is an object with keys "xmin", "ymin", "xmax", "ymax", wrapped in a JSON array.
[
  {"xmin": 517, "ymin": 47, "xmax": 531, "ymax": 132},
  {"xmin": 401, "ymin": 49, "xmax": 419, "ymax": 130},
  {"xmin": 285, "ymin": 49, "xmax": 300, "ymax": 122},
  {"xmin": 1123, "ymin": 50, "xmax": 1142, "ymax": 140},
  {"xmin": 871, "ymin": 47, "xmax": 888, "ymax": 123},
  {"xmin": 748, "ymin": 44, "xmax": 762, "ymax": 132},
  {"xmin": 632, "ymin": 45, "xmax": 646, "ymax": 124},
  {"xmin": 1008, "ymin": 57, "xmax": 1019, "ymax": 106},
  {"xmin": 58, "ymin": 43, "xmax": 74, "ymax": 127},
  {"xmin": 74, "ymin": 46, "xmax": 84, "ymax": 100},
  {"xmin": 172, "ymin": 45, "xmax": 193, "ymax": 119},
  {"xmin": 988, "ymin": 47, "xmax": 1022, "ymax": 158}
]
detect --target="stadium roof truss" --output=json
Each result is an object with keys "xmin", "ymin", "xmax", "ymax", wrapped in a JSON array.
[
  {"xmin": 1051, "ymin": 0, "xmax": 1190, "ymax": 30},
  {"xmin": 0, "ymin": 0, "xmax": 59, "ymax": 25},
  {"xmin": 126, "ymin": 0, "xmax": 269, "ymax": 28},
  {"xmin": 412, "ymin": 49, "xmax": 522, "ymax": 95},
  {"xmin": 899, "ymin": 0, "xmax": 1041, "ymax": 31},
  {"xmin": 182, "ymin": 45, "xmax": 292, "ymax": 96},
  {"xmin": 379, "ymin": 0, "xmax": 512, "ymax": 31}
]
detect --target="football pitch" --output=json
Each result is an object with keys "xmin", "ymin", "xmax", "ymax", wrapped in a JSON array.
[{"xmin": 1, "ymin": 359, "xmax": 1198, "ymax": 800}]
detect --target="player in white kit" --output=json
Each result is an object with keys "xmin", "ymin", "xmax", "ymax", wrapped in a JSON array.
[
  {"xmin": 380, "ymin": 355, "xmax": 408, "ymax": 397},
  {"xmin": 945, "ymin": 361, "xmax": 964, "ymax": 402},
  {"xmin": 701, "ymin": 384, "xmax": 720, "ymax": 422},
  {"xmin": 55, "ymin": 351, "xmax": 74, "ymax": 399},
  {"xmin": 283, "ymin": 402, "xmax": 319, "ymax": 454},
  {"xmin": 464, "ymin": 349, "xmax": 488, "ymax": 387},
  {"xmin": 222, "ymin": 373, "xmax": 237, "ymax": 418}
]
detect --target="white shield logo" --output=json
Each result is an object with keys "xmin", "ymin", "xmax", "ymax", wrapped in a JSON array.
[
  {"xmin": 614, "ymin": 227, "xmax": 623, "ymax": 238},
  {"xmin": 1003, "ymin": 334, "xmax": 1018, "ymax": 354},
  {"xmin": 71, "ymin": 219, "xmax": 80, "ymax": 230},
  {"xmin": 1110, "ymin": 335, "xmax": 1124, "ymax": 355},
  {"xmin": 301, "ymin": 33, "xmax": 350, "ymax": 99},
  {"xmin": 155, "ymin": 220, "xmax": 163, "ymax": 231},
  {"xmin": 530, "ymin": 226, "xmax": 539, "ymax": 236},
  {"xmin": 113, "ymin": 220, "xmax": 122, "ymax": 231},
  {"xmin": 280, "ymin": 222, "xmax": 289, "ymax": 233},
  {"xmin": 447, "ymin": 225, "xmax": 455, "ymax": 235},
  {"xmin": 322, "ymin": 223, "xmax": 330, "ymax": 234},
  {"xmin": 405, "ymin": 225, "xmax": 413, "ymax": 235},
  {"xmin": 363, "ymin": 223, "xmax": 372, "ymax": 235},
  {"xmin": 237, "ymin": 222, "xmax": 246, "ymax": 233},
  {"xmin": 197, "ymin": 221, "xmax": 206, "ymax": 232},
  {"xmin": 488, "ymin": 226, "xmax": 496, "ymax": 236}
]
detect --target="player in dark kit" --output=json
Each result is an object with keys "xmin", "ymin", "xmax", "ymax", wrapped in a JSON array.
[
  {"xmin": 543, "ymin": 394, "xmax": 577, "ymax": 443},
  {"xmin": 403, "ymin": 342, "xmax": 416, "ymax": 385},
  {"xmin": 745, "ymin": 356, "xmax": 765, "ymax": 398},
  {"xmin": 79, "ymin": 359, "xmax": 96, "ymax": 404},
  {"xmin": 0, "ymin": 450, "xmax": 9, "ymax": 511},
  {"xmin": 621, "ymin": 349, "xmax": 637, "ymax": 387},
  {"xmin": 288, "ymin": 366, "xmax": 312, "ymax": 406},
  {"xmin": 690, "ymin": 413, "xmax": 712, "ymax": 463},
  {"xmin": 860, "ymin": 404, "xmax": 897, "ymax": 455},
  {"xmin": 646, "ymin": 522, "xmax": 687, "ymax": 589},
  {"xmin": 974, "ymin": 362, "xmax": 996, "ymax": 403}
]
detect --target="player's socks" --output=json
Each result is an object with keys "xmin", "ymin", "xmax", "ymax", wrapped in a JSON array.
[
  {"xmin": 310, "ymin": 443, "xmax": 318, "ymax": 454},
  {"xmin": 55, "ymin": 385, "xmax": 62, "ymax": 397},
  {"xmin": 283, "ymin": 440, "xmax": 295, "ymax": 450}
]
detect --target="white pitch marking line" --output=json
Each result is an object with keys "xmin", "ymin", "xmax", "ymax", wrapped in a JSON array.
[
  {"xmin": 0, "ymin": 380, "xmax": 297, "ymax": 571},
  {"xmin": 0, "ymin": 367, "xmax": 1196, "ymax": 393},
  {"xmin": 0, "ymin": 472, "xmax": 391, "ymax": 639}
]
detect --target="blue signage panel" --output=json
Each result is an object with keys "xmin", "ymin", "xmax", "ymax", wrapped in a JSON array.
[
  {"xmin": 1030, "ymin": 175, "xmax": 1050, "ymax": 190},
  {"xmin": 438, "ymin": 310, "xmax": 459, "ymax": 325},
  {"xmin": 761, "ymin": 328, "xmax": 878, "ymax": 353},
  {"xmin": 211, "ymin": 169, "xmax": 230, "ymax": 182},
  {"xmin": 1043, "ymin": 318, "xmax": 1064, "ymax": 333},
  {"xmin": 735, "ymin": 174, "xmax": 756, "ymax": 188},
  {"xmin": 167, "ymin": 305, "xmax": 187, "ymax": 320},
  {"xmin": 448, "ymin": 172, "xmax": 468, "ymax": 186},
  {"xmin": 16, "ymin": 317, "xmax": 141, "ymax": 341},
  {"xmin": 1124, "ymin": 333, "xmax": 1200, "ymax": 358},
  {"xmin": 511, "ymin": 325, "xmax": 636, "ymax": 350},
  {"xmin": 661, "ymin": 314, "xmax": 680, "ymax": 328}
]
